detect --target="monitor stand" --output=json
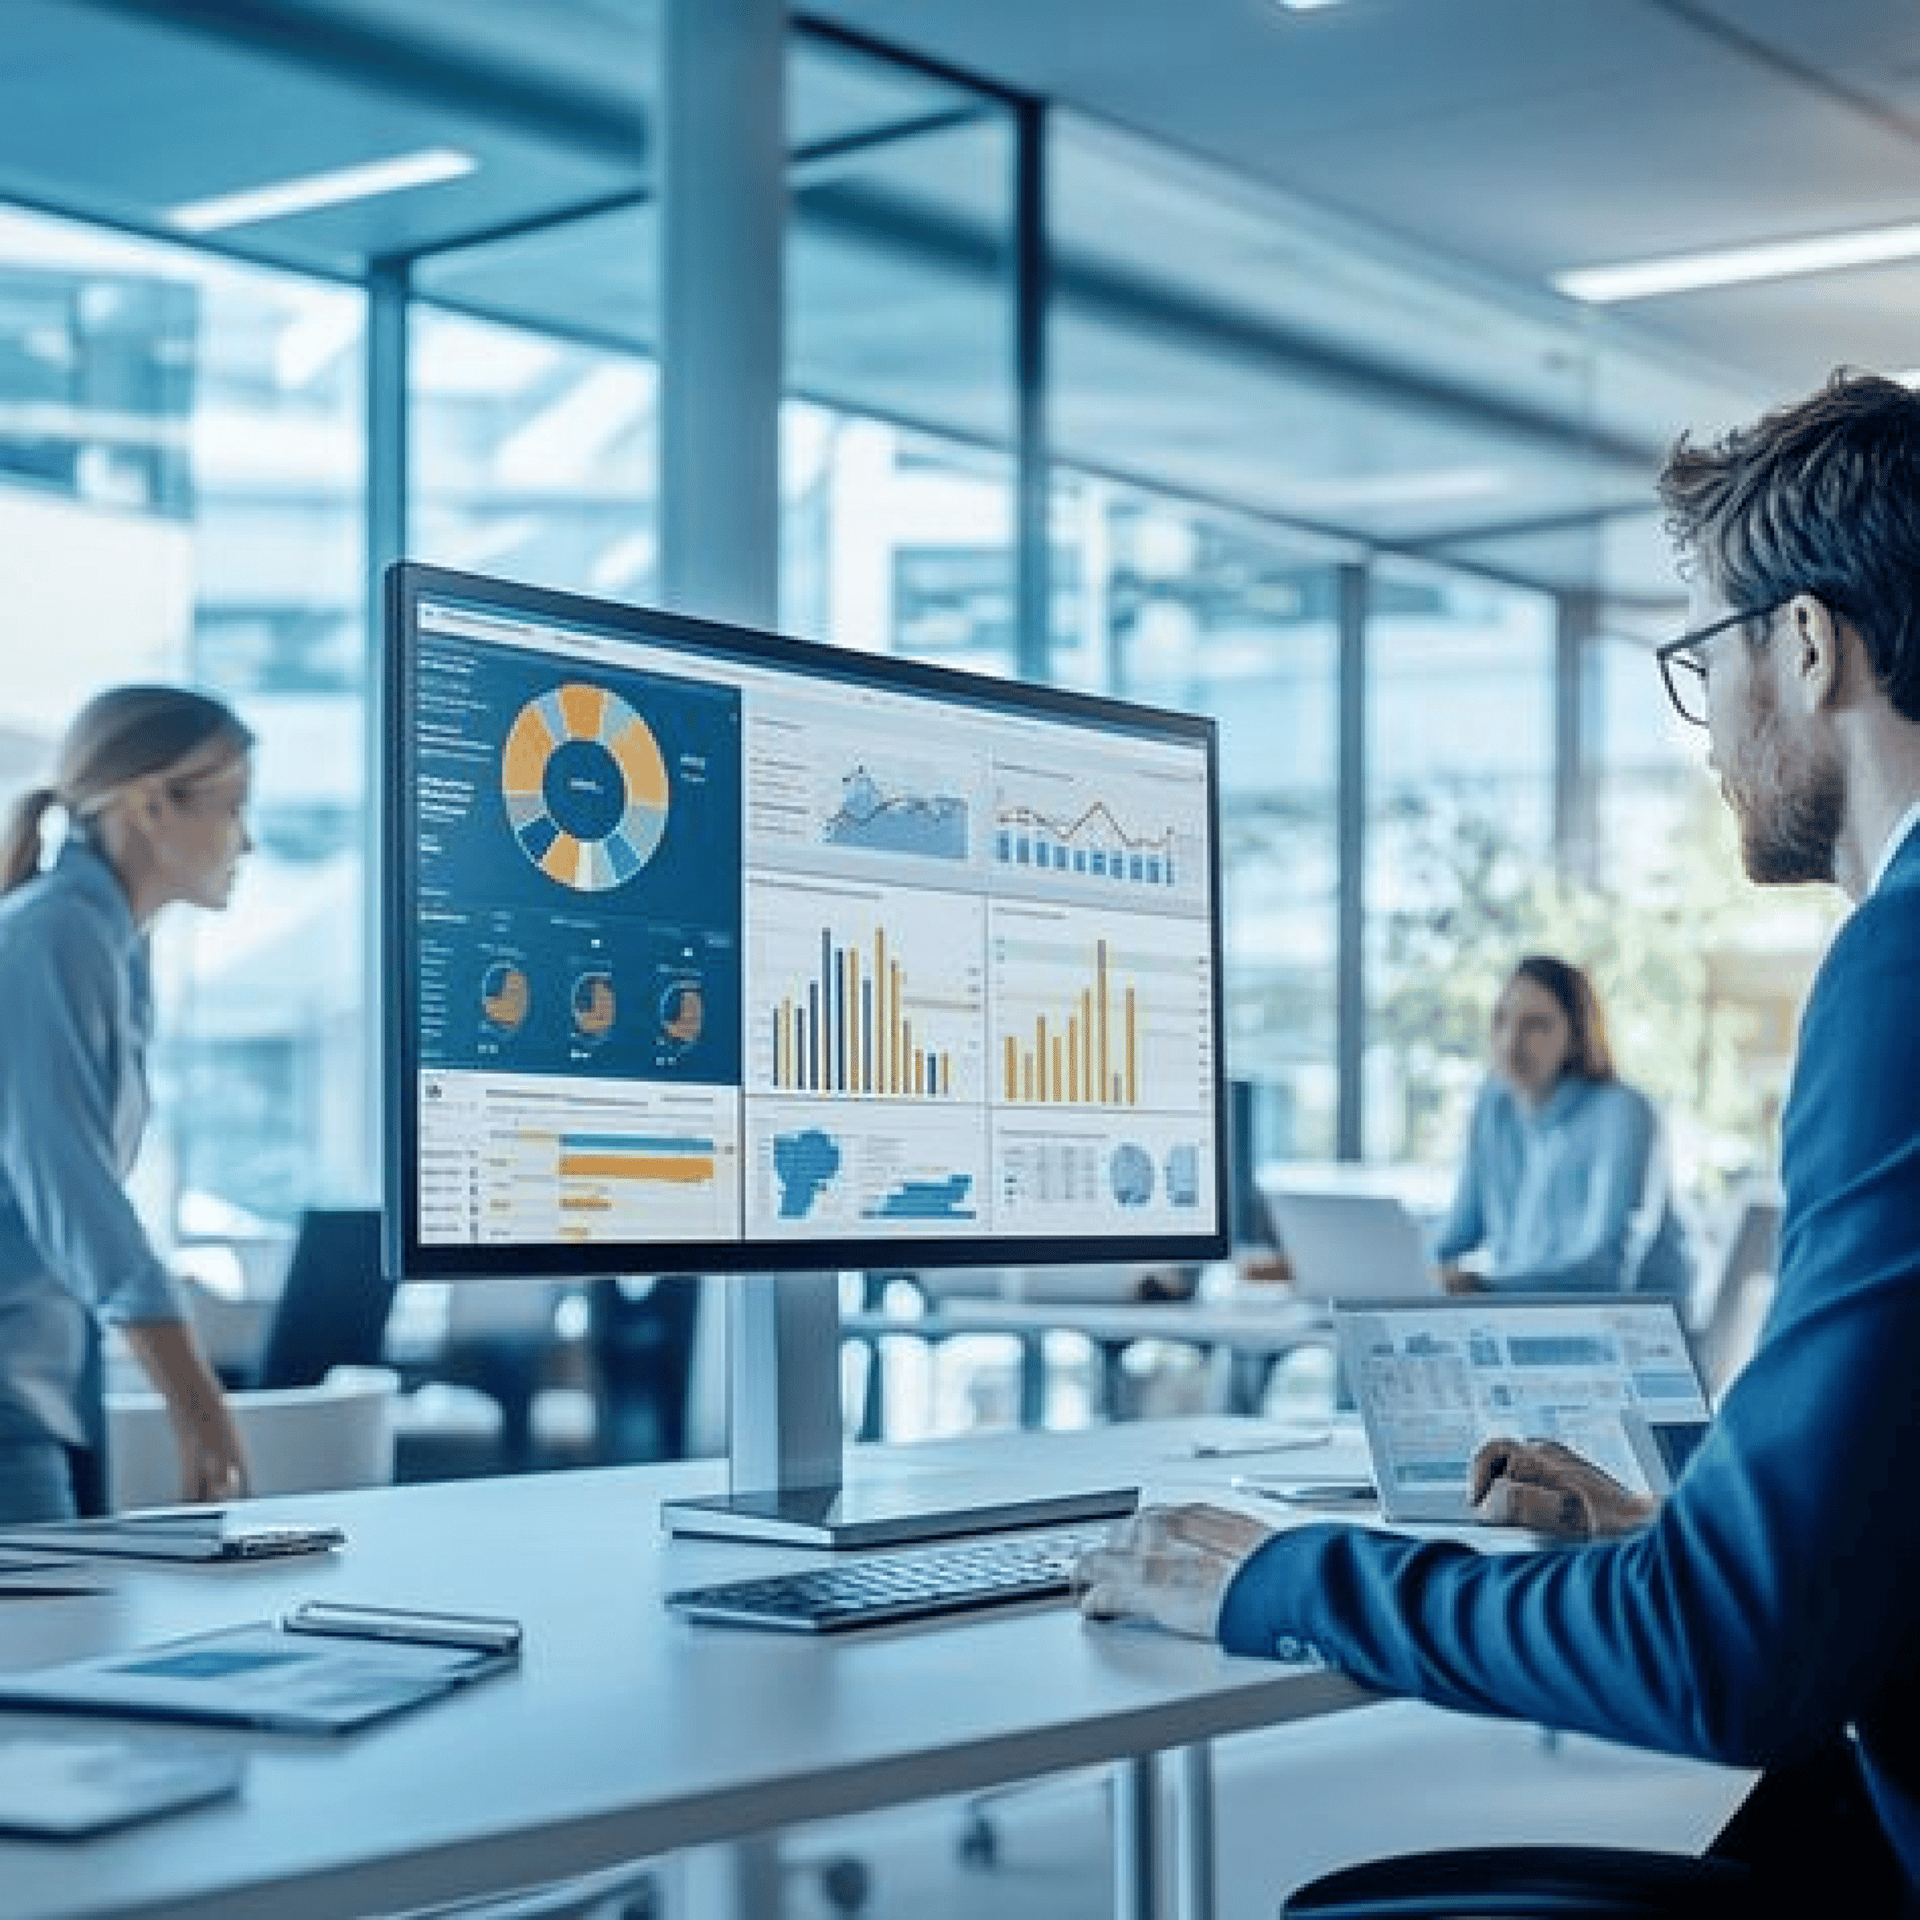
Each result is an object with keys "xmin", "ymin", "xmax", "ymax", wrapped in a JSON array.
[{"xmin": 658, "ymin": 1272, "xmax": 1139, "ymax": 1549}]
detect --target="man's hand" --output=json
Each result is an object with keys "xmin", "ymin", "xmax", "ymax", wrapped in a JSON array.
[
  {"xmin": 1072, "ymin": 1502, "xmax": 1275, "ymax": 1639},
  {"xmin": 1470, "ymin": 1438, "xmax": 1658, "ymax": 1539}
]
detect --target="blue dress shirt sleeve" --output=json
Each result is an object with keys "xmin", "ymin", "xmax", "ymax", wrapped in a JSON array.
[{"xmin": 0, "ymin": 894, "xmax": 181, "ymax": 1326}]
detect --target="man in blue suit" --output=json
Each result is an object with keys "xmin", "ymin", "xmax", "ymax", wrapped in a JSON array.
[{"xmin": 1075, "ymin": 370, "xmax": 1920, "ymax": 1914}]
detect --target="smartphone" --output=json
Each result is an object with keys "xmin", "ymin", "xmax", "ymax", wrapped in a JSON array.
[{"xmin": 280, "ymin": 1601, "xmax": 523, "ymax": 1654}]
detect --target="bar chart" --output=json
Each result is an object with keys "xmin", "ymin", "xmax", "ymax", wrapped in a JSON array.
[
  {"xmin": 999, "ymin": 934, "xmax": 1139, "ymax": 1106},
  {"xmin": 995, "ymin": 796, "xmax": 1176, "ymax": 889},
  {"xmin": 750, "ymin": 880, "xmax": 984, "ymax": 1101},
  {"xmin": 991, "ymin": 900, "xmax": 1213, "ymax": 1116}
]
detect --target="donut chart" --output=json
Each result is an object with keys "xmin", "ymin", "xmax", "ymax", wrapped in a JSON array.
[{"xmin": 501, "ymin": 683, "xmax": 668, "ymax": 892}]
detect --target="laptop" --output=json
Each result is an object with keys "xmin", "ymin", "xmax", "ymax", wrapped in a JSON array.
[
  {"xmin": 1333, "ymin": 1294, "xmax": 1713, "ymax": 1525},
  {"xmin": 1262, "ymin": 1189, "xmax": 1441, "ymax": 1305}
]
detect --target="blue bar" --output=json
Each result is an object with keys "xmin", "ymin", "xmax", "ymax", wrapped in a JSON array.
[{"xmin": 563, "ymin": 1133, "xmax": 716, "ymax": 1153}]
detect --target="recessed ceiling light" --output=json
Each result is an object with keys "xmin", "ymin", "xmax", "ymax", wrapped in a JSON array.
[
  {"xmin": 1556, "ymin": 221, "xmax": 1920, "ymax": 303},
  {"xmin": 1272, "ymin": 1, "xmax": 1350, "ymax": 11},
  {"xmin": 166, "ymin": 148, "xmax": 477, "ymax": 234}
]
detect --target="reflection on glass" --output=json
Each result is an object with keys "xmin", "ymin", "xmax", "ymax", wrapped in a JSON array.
[
  {"xmin": 0, "ymin": 202, "xmax": 367, "ymax": 1230},
  {"xmin": 1064, "ymin": 475, "xmax": 1341, "ymax": 1158},
  {"xmin": 1365, "ymin": 562, "xmax": 1554, "ymax": 1167}
]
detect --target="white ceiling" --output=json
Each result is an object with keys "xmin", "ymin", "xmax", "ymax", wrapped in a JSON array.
[
  {"xmin": 806, "ymin": 0, "xmax": 1920, "ymax": 395},
  {"xmin": 4, "ymin": 0, "xmax": 1917, "ymax": 616}
]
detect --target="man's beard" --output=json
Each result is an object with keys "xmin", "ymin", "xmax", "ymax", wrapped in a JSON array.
[{"xmin": 1731, "ymin": 704, "xmax": 1846, "ymax": 886}]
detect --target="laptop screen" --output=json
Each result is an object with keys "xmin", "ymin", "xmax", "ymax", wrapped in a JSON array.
[{"xmin": 1333, "ymin": 1295, "xmax": 1712, "ymax": 1524}]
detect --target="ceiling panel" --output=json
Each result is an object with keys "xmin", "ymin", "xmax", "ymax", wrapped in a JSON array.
[{"xmin": 0, "ymin": 0, "xmax": 643, "ymax": 276}]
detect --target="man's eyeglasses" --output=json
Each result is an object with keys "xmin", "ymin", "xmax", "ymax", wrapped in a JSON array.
[{"xmin": 1655, "ymin": 602, "xmax": 1786, "ymax": 727}]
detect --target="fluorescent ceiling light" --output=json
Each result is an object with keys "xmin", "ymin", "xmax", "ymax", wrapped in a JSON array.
[
  {"xmin": 1272, "ymin": 1, "xmax": 1349, "ymax": 10},
  {"xmin": 1557, "ymin": 221, "xmax": 1920, "ymax": 303},
  {"xmin": 1273, "ymin": 467, "xmax": 1510, "ymax": 511},
  {"xmin": 166, "ymin": 148, "xmax": 476, "ymax": 234}
]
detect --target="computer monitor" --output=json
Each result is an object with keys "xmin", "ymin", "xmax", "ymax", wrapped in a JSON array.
[{"xmin": 382, "ymin": 561, "xmax": 1227, "ymax": 1542}]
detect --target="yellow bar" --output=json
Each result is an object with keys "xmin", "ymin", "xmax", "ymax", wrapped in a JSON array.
[
  {"xmin": 1052, "ymin": 1035, "xmax": 1064, "ymax": 1103},
  {"xmin": 1036, "ymin": 1016, "xmax": 1049, "ymax": 1101},
  {"xmin": 1126, "ymin": 986, "xmax": 1138, "ymax": 1106},
  {"xmin": 848, "ymin": 945, "xmax": 863, "ymax": 1092},
  {"xmin": 888, "ymin": 959, "xmax": 902, "ymax": 1096},
  {"xmin": 1024, "ymin": 1054, "xmax": 1034, "ymax": 1101},
  {"xmin": 559, "ymin": 1153, "xmax": 716, "ymax": 1183},
  {"xmin": 1097, "ymin": 939, "xmax": 1109, "ymax": 1099},
  {"xmin": 1067, "ymin": 1015, "xmax": 1079, "ymax": 1104},
  {"xmin": 1004, "ymin": 1033, "xmax": 1017, "ymax": 1101},
  {"xmin": 1079, "ymin": 988, "xmax": 1093, "ymax": 1106},
  {"xmin": 877, "ymin": 930, "xmax": 890, "ymax": 1093}
]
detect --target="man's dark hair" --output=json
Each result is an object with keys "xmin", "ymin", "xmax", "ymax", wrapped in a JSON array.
[{"xmin": 1659, "ymin": 368, "xmax": 1920, "ymax": 723}]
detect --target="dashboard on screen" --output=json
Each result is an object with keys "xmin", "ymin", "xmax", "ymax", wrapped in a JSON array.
[{"xmin": 383, "ymin": 563, "xmax": 1227, "ymax": 1279}]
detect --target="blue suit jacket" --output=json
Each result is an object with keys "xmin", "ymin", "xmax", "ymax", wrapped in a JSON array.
[{"xmin": 1221, "ymin": 825, "xmax": 1920, "ymax": 1889}]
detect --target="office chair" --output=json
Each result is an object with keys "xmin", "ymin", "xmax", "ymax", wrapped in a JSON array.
[
  {"xmin": 1280, "ymin": 1730, "xmax": 1914, "ymax": 1919},
  {"xmin": 1279, "ymin": 1844, "xmax": 1757, "ymax": 1916},
  {"xmin": 108, "ymin": 1366, "xmax": 399, "ymax": 1507},
  {"xmin": 254, "ymin": 1206, "xmax": 395, "ymax": 1389},
  {"xmin": 1687, "ymin": 1185, "xmax": 1781, "ymax": 1400}
]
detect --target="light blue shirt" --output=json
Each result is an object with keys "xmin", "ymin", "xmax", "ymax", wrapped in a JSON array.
[
  {"xmin": 0, "ymin": 838, "xmax": 183, "ymax": 1449},
  {"xmin": 1430, "ymin": 1073, "xmax": 1695, "ymax": 1298}
]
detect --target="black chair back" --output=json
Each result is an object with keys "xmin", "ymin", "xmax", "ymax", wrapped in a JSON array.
[{"xmin": 255, "ymin": 1208, "xmax": 396, "ymax": 1389}]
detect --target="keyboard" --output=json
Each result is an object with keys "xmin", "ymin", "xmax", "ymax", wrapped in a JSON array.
[{"xmin": 665, "ymin": 1524, "xmax": 1115, "ymax": 1633}]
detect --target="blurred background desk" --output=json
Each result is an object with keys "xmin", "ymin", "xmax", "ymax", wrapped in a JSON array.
[{"xmin": 844, "ymin": 1281, "xmax": 1334, "ymax": 1433}]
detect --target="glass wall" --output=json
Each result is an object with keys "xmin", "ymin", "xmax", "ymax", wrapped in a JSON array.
[
  {"xmin": 782, "ymin": 33, "xmax": 1018, "ymax": 673},
  {"xmin": 0, "ymin": 203, "xmax": 366, "ymax": 1237},
  {"xmin": 0, "ymin": 9, "xmax": 1824, "ymax": 1259},
  {"xmin": 410, "ymin": 307, "xmax": 657, "ymax": 602},
  {"xmin": 1062, "ymin": 473, "xmax": 1342, "ymax": 1159},
  {"xmin": 1364, "ymin": 561, "xmax": 1556, "ymax": 1168}
]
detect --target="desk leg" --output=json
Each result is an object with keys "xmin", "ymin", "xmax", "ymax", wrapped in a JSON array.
[
  {"xmin": 1170, "ymin": 1742, "xmax": 1215, "ymax": 1920},
  {"xmin": 1019, "ymin": 1332, "xmax": 1047, "ymax": 1429},
  {"xmin": 1112, "ymin": 1754, "xmax": 1159, "ymax": 1920},
  {"xmin": 676, "ymin": 1835, "xmax": 782, "ymax": 1920}
]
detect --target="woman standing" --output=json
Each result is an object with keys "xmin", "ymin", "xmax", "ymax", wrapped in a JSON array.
[
  {"xmin": 0, "ymin": 685, "xmax": 254, "ymax": 1521},
  {"xmin": 1432, "ymin": 953, "xmax": 1696, "ymax": 1299}
]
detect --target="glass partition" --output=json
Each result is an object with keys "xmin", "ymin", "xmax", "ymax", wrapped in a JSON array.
[{"xmin": 0, "ymin": 203, "xmax": 366, "ymax": 1233}]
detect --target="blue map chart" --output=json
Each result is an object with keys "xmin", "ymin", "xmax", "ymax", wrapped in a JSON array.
[
  {"xmin": 772, "ymin": 1129, "xmax": 842, "ymax": 1219},
  {"xmin": 868, "ymin": 1174, "xmax": 975, "ymax": 1221}
]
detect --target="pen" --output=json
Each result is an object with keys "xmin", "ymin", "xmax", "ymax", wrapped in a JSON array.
[
  {"xmin": 1185, "ymin": 1429, "xmax": 1332, "ymax": 1460},
  {"xmin": 1230, "ymin": 1476, "xmax": 1377, "ymax": 1507}
]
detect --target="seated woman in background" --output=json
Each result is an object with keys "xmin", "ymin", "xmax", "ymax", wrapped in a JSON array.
[
  {"xmin": 0, "ymin": 685, "xmax": 254, "ymax": 1523},
  {"xmin": 1433, "ymin": 953, "xmax": 1695, "ymax": 1299}
]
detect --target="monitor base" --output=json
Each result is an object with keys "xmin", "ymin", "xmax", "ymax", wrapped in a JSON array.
[{"xmin": 661, "ymin": 1478, "xmax": 1137, "ymax": 1549}]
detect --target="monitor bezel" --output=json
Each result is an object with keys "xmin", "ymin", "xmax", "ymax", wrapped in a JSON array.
[{"xmin": 382, "ymin": 559, "xmax": 1230, "ymax": 1282}]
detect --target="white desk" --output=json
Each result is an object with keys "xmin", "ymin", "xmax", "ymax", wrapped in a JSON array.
[{"xmin": 0, "ymin": 1419, "xmax": 1377, "ymax": 1920}]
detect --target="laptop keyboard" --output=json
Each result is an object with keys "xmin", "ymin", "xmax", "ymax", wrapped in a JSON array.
[{"xmin": 665, "ymin": 1524, "xmax": 1114, "ymax": 1633}]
